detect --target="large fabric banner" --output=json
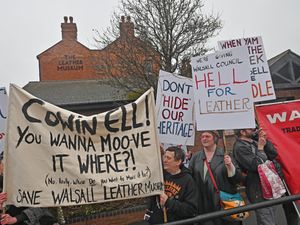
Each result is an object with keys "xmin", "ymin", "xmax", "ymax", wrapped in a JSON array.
[
  {"xmin": 218, "ymin": 36, "xmax": 276, "ymax": 102},
  {"xmin": 4, "ymin": 84, "xmax": 164, "ymax": 207},
  {"xmin": 191, "ymin": 46, "xmax": 255, "ymax": 130},
  {"xmin": 0, "ymin": 87, "xmax": 8, "ymax": 154},
  {"xmin": 156, "ymin": 70, "xmax": 195, "ymax": 146},
  {"xmin": 256, "ymin": 100, "xmax": 300, "ymax": 195}
]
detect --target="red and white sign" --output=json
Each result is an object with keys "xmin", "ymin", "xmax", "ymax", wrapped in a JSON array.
[{"xmin": 256, "ymin": 100, "xmax": 300, "ymax": 196}]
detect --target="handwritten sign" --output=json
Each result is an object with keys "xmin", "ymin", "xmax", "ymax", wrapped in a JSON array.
[
  {"xmin": 218, "ymin": 36, "xmax": 276, "ymax": 102},
  {"xmin": 191, "ymin": 47, "xmax": 255, "ymax": 130},
  {"xmin": 0, "ymin": 87, "xmax": 8, "ymax": 154},
  {"xmin": 156, "ymin": 70, "xmax": 195, "ymax": 146},
  {"xmin": 4, "ymin": 85, "xmax": 164, "ymax": 207}
]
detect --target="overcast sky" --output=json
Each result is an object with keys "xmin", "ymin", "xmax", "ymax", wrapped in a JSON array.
[{"xmin": 1, "ymin": 0, "xmax": 300, "ymax": 91}]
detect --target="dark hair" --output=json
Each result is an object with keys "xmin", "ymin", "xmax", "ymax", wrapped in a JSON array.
[
  {"xmin": 234, "ymin": 129, "xmax": 242, "ymax": 137},
  {"xmin": 201, "ymin": 130, "xmax": 220, "ymax": 144},
  {"xmin": 234, "ymin": 127, "xmax": 258, "ymax": 138},
  {"xmin": 165, "ymin": 146, "xmax": 185, "ymax": 163}
]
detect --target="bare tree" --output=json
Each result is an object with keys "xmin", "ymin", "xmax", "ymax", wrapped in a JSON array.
[
  {"xmin": 93, "ymin": 17, "xmax": 161, "ymax": 96},
  {"xmin": 93, "ymin": 0, "xmax": 222, "ymax": 94}
]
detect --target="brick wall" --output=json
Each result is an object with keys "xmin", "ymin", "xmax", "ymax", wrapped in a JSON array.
[
  {"xmin": 37, "ymin": 16, "xmax": 160, "ymax": 82},
  {"xmin": 66, "ymin": 205, "xmax": 146, "ymax": 225},
  {"xmin": 275, "ymin": 88, "xmax": 300, "ymax": 100},
  {"xmin": 38, "ymin": 41, "xmax": 99, "ymax": 81}
]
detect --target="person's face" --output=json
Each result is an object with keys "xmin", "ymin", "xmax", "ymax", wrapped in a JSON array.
[
  {"xmin": 163, "ymin": 151, "xmax": 181, "ymax": 173},
  {"xmin": 241, "ymin": 128, "xmax": 256, "ymax": 138},
  {"xmin": 201, "ymin": 132, "xmax": 215, "ymax": 148}
]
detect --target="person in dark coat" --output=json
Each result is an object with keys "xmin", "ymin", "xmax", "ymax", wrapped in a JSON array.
[
  {"xmin": 233, "ymin": 128, "xmax": 278, "ymax": 225},
  {"xmin": 147, "ymin": 146, "xmax": 198, "ymax": 224},
  {"xmin": 189, "ymin": 131, "xmax": 244, "ymax": 225}
]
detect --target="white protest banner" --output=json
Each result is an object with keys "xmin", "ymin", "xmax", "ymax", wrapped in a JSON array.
[
  {"xmin": 218, "ymin": 36, "xmax": 276, "ymax": 102},
  {"xmin": 191, "ymin": 47, "xmax": 256, "ymax": 130},
  {"xmin": 4, "ymin": 84, "xmax": 164, "ymax": 207},
  {"xmin": 156, "ymin": 70, "xmax": 195, "ymax": 146},
  {"xmin": 0, "ymin": 87, "xmax": 8, "ymax": 154}
]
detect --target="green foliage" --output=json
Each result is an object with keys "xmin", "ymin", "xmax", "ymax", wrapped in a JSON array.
[{"xmin": 127, "ymin": 90, "xmax": 143, "ymax": 100}]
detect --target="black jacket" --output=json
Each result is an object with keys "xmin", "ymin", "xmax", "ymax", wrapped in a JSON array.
[
  {"xmin": 233, "ymin": 138, "xmax": 278, "ymax": 203},
  {"xmin": 148, "ymin": 167, "xmax": 198, "ymax": 224}
]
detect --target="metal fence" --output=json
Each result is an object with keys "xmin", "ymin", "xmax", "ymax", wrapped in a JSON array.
[{"xmin": 157, "ymin": 194, "xmax": 300, "ymax": 225}]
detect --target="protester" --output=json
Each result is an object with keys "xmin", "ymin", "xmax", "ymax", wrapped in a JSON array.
[
  {"xmin": 145, "ymin": 146, "xmax": 198, "ymax": 224},
  {"xmin": 0, "ymin": 152, "xmax": 58, "ymax": 225},
  {"xmin": 189, "ymin": 130, "xmax": 243, "ymax": 225},
  {"xmin": 234, "ymin": 127, "xmax": 300, "ymax": 225},
  {"xmin": 233, "ymin": 128, "xmax": 278, "ymax": 225}
]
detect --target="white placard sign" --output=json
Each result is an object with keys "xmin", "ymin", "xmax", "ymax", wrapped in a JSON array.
[
  {"xmin": 0, "ymin": 87, "xmax": 8, "ymax": 154},
  {"xmin": 218, "ymin": 36, "xmax": 276, "ymax": 102},
  {"xmin": 191, "ymin": 47, "xmax": 256, "ymax": 130},
  {"xmin": 4, "ymin": 84, "xmax": 164, "ymax": 207},
  {"xmin": 156, "ymin": 70, "xmax": 195, "ymax": 145}
]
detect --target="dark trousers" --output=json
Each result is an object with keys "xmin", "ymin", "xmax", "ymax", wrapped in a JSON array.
[{"xmin": 282, "ymin": 201, "xmax": 300, "ymax": 225}]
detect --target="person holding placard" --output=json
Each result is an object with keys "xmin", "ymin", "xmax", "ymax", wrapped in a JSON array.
[
  {"xmin": 233, "ymin": 128, "xmax": 278, "ymax": 225},
  {"xmin": 189, "ymin": 131, "xmax": 243, "ymax": 225},
  {"xmin": 145, "ymin": 146, "xmax": 198, "ymax": 224}
]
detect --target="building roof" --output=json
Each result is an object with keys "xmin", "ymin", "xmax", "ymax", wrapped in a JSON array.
[
  {"xmin": 23, "ymin": 79, "xmax": 128, "ymax": 107},
  {"xmin": 268, "ymin": 49, "xmax": 293, "ymax": 67},
  {"xmin": 37, "ymin": 40, "xmax": 90, "ymax": 59},
  {"xmin": 268, "ymin": 49, "xmax": 300, "ymax": 89}
]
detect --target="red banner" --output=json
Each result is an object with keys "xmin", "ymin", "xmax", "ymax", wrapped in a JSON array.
[{"xmin": 256, "ymin": 100, "xmax": 300, "ymax": 195}]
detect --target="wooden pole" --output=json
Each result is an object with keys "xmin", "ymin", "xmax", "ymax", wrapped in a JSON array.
[
  {"xmin": 163, "ymin": 207, "xmax": 168, "ymax": 223},
  {"xmin": 221, "ymin": 130, "xmax": 228, "ymax": 155}
]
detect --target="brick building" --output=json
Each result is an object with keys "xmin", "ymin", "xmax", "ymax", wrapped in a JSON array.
[
  {"xmin": 37, "ymin": 16, "xmax": 160, "ymax": 82},
  {"xmin": 25, "ymin": 16, "xmax": 160, "ymax": 115}
]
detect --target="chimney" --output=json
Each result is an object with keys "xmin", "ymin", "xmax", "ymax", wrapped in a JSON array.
[
  {"xmin": 119, "ymin": 16, "xmax": 134, "ymax": 38},
  {"xmin": 61, "ymin": 16, "xmax": 77, "ymax": 40}
]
